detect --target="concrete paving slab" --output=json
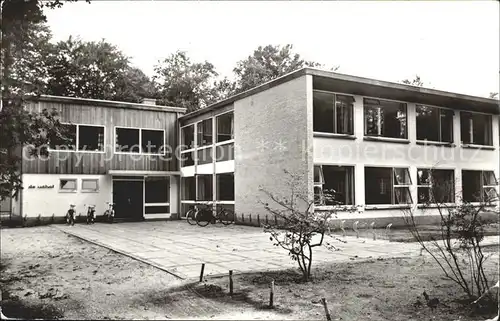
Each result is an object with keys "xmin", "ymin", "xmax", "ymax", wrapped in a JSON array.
[{"xmin": 55, "ymin": 221, "xmax": 498, "ymax": 280}]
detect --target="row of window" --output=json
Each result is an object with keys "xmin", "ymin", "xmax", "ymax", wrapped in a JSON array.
[
  {"xmin": 181, "ymin": 173, "xmax": 235, "ymax": 201},
  {"xmin": 314, "ymin": 165, "xmax": 499, "ymax": 206},
  {"xmin": 181, "ymin": 143, "xmax": 234, "ymax": 167},
  {"xmin": 50, "ymin": 125, "xmax": 166, "ymax": 154},
  {"xmin": 313, "ymin": 91, "xmax": 496, "ymax": 146},
  {"xmin": 181, "ymin": 112, "xmax": 234, "ymax": 150},
  {"xmin": 59, "ymin": 178, "xmax": 99, "ymax": 192}
]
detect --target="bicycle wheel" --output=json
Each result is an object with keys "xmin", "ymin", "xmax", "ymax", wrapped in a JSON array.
[
  {"xmin": 196, "ymin": 209, "xmax": 211, "ymax": 227},
  {"xmin": 186, "ymin": 209, "xmax": 197, "ymax": 225},
  {"xmin": 218, "ymin": 208, "xmax": 234, "ymax": 226}
]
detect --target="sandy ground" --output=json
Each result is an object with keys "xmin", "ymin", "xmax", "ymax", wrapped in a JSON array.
[{"xmin": 1, "ymin": 226, "xmax": 498, "ymax": 320}]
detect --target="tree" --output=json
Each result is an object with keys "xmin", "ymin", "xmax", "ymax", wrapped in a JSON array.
[
  {"xmin": 260, "ymin": 170, "xmax": 357, "ymax": 281},
  {"xmin": 45, "ymin": 37, "xmax": 153, "ymax": 103},
  {"xmin": 402, "ymin": 169, "xmax": 498, "ymax": 302},
  {"xmin": 488, "ymin": 92, "xmax": 498, "ymax": 99},
  {"xmin": 401, "ymin": 75, "xmax": 424, "ymax": 87},
  {"xmin": 1, "ymin": 0, "xmax": 87, "ymax": 200},
  {"xmin": 232, "ymin": 44, "xmax": 337, "ymax": 94},
  {"xmin": 153, "ymin": 51, "xmax": 222, "ymax": 112}
]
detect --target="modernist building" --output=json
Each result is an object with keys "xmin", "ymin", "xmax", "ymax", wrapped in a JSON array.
[
  {"xmin": 2, "ymin": 68, "xmax": 499, "ymax": 225},
  {"xmin": 179, "ymin": 68, "xmax": 499, "ymax": 224},
  {"xmin": 4, "ymin": 96, "xmax": 185, "ymax": 222}
]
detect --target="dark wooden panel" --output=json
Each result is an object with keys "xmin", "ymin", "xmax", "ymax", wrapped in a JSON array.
[{"xmin": 22, "ymin": 101, "xmax": 180, "ymax": 174}]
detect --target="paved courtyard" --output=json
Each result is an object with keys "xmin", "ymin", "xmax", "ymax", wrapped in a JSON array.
[
  {"xmin": 55, "ymin": 221, "xmax": 425, "ymax": 279},
  {"xmin": 55, "ymin": 221, "xmax": 498, "ymax": 280}
]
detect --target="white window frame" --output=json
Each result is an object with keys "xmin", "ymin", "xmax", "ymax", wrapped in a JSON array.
[
  {"xmin": 460, "ymin": 111, "xmax": 493, "ymax": 147},
  {"xmin": 81, "ymin": 179, "xmax": 99, "ymax": 193},
  {"xmin": 393, "ymin": 168, "xmax": 412, "ymax": 204},
  {"xmin": 59, "ymin": 178, "xmax": 77, "ymax": 193},
  {"xmin": 49, "ymin": 123, "xmax": 105, "ymax": 153},
  {"xmin": 482, "ymin": 171, "xmax": 499, "ymax": 202},
  {"xmin": 363, "ymin": 98, "xmax": 408, "ymax": 139},
  {"xmin": 312, "ymin": 90, "xmax": 355, "ymax": 136},
  {"xmin": 114, "ymin": 126, "xmax": 166, "ymax": 155}
]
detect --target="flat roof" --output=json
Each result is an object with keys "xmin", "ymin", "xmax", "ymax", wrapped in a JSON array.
[
  {"xmin": 27, "ymin": 95, "xmax": 187, "ymax": 114},
  {"xmin": 180, "ymin": 67, "xmax": 499, "ymax": 121}
]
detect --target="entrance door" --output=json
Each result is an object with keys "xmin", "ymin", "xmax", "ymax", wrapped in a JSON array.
[{"xmin": 113, "ymin": 180, "xmax": 144, "ymax": 221}]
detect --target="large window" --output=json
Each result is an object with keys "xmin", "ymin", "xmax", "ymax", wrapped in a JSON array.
[
  {"xmin": 314, "ymin": 165, "xmax": 354, "ymax": 206},
  {"xmin": 197, "ymin": 119, "xmax": 213, "ymax": 147},
  {"xmin": 462, "ymin": 170, "xmax": 498, "ymax": 202},
  {"xmin": 313, "ymin": 91, "xmax": 354, "ymax": 135},
  {"xmin": 197, "ymin": 147, "xmax": 213, "ymax": 165},
  {"xmin": 197, "ymin": 175, "xmax": 213, "ymax": 201},
  {"xmin": 115, "ymin": 127, "xmax": 165, "ymax": 154},
  {"xmin": 365, "ymin": 167, "xmax": 412, "ymax": 205},
  {"xmin": 217, "ymin": 112, "xmax": 234, "ymax": 142},
  {"xmin": 215, "ymin": 143, "xmax": 234, "ymax": 162},
  {"xmin": 181, "ymin": 177, "xmax": 196, "ymax": 201},
  {"xmin": 417, "ymin": 169, "xmax": 455, "ymax": 204},
  {"xmin": 115, "ymin": 128, "xmax": 140, "ymax": 153},
  {"xmin": 50, "ymin": 124, "xmax": 104, "ymax": 152},
  {"xmin": 416, "ymin": 105, "xmax": 453, "ymax": 143},
  {"xmin": 181, "ymin": 125, "xmax": 195, "ymax": 150},
  {"xmin": 145, "ymin": 178, "xmax": 169, "ymax": 204},
  {"xmin": 141, "ymin": 129, "xmax": 164, "ymax": 154},
  {"xmin": 460, "ymin": 112, "xmax": 493, "ymax": 146},
  {"xmin": 364, "ymin": 98, "xmax": 407, "ymax": 139},
  {"xmin": 216, "ymin": 173, "xmax": 234, "ymax": 201}
]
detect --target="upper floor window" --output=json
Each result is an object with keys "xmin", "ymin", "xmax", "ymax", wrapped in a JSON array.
[
  {"xmin": 197, "ymin": 119, "xmax": 213, "ymax": 147},
  {"xmin": 460, "ymin": 112, "xmax": 493, "ymax": 146},
  {"xmin": 416, "ymin": 105, "xmax": 454, "ymax": 143},
  {"xmin": 364, "ymin": 98, "xmax": 407, "ymax": 139},
  {"xmin": 217, "ymin": 112, "xmax": 234, "ymax": 143},
  {"xmin": 115, "ymin": 127, "xmax": 165, "ymax": 154},
  {"xmin": 313, "ymin": 91, "xmax": 354, "ymax": 135},
  {"xmin": 365, "ymin": 167, "xmax": 412, "ymax": 205},
  {"xmin": 50, "ymin": 124, "xmax": 104, "ymax": 152},
  {"xmin": 181, "ymin": 125, "xmax": 195, "ymax": 150}
]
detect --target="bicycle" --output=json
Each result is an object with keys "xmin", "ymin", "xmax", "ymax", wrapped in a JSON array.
[
  {"xmin": 85, "ymin": 204, "xmax": 96, "ymax": 224},
  {"xmin": 193, "ymin": 202, "xmax": 234, "ymax": 227},
  {"xmin": 103, "ymin": 202, "xmax": 115, "ymax": 223},
  {"xmin": 185, "ymin": 202, "xmax": 212, "ymax": 226},
  {"xmin": 66, "ymin": 204, "xmax": 76, "ymax": 226}
]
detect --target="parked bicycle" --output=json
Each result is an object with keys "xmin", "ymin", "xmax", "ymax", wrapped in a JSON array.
[
  {"xmin": 85, "ymin": 204, "xmax": 96, "ymax": 224},
  {"xmin": 185, "ymin": 202, "xmax": 234, "ymax": 227},
  {"xmin": 66, "ymin": 204, "xmax": 76, "ymax": 226},
  {"xmin": 103, "ymin": 202, "xmax": 115, "ymax": 223}
]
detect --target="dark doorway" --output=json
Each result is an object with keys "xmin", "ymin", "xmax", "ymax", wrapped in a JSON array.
[{"xmin": 113, "ymin": 180, "xmax": 144, "ymax": 221}]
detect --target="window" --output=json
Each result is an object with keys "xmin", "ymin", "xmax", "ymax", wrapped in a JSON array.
[
  {"xmin": 364, "ymin": 98, "xmax": 407, "ymax": 139},
  {"xmin": 197, "ymin": 119, "xmax": 213, "ymax": 147},
  {"xmin": 181, "ymin": 151, "xmax": 195, "ymax": 167},
  {"xmin": 215, "ymin": 143, "xmax": 234, "ymax": 162},
  {"xmin": 181, "ymin": 177, "xmax": 196, "ymax": 200},
  {"xmin": 314, "ymin": 165, "xmax": 354, "ymax": 206},
  {"xmin": 365, "ymin": 167, "xmax": 412, "ymax": 205},
  {"xmin": 197, "ymin": 147, "xmax": 213, "ymax": 165},
  {"xmin": 50, "ymin": 124, "xmax": 77, "ymax": 151},
  {"xmin": 81, "ymin": 179, "xmax": 99, "ymax": 192},
  {"xmin": 417, "ymin": 169, "xmax": 455, "ymax": 204},
  {"xmin": 116, "ymin": 128, "xmax": 140, "ymax": 153},
  {"xmin": 460, "ymin": 112, "xmax": 493, "ymax": 146},
  {"xmin": 313, "ymin": 91, "xmax": 354, "ymax": 135},
  {"xmin": 145, "ymin": 177, "xmax": 169, "ymax": 203},
  {"xmin": 217, "ymin": 112, "xmax": 234, "ymax": 142},
  {"xmin": 462, "ymin": 170, "xmax": 499, "ymax": 202},
  {"xmin": 197, "ymin": 175, "xmax": 213, "ymax": 201},
  {"xmin": 216, "ymin": 173, "xmax": 234, "ymax": 201},
  {"xmin": 141, "ymin": 129, "xmax": 164, "ymax": 154},
  {"xmin": 59, "ymin": 179, "xmax": 77, "ymax": 191},
  {"xmin": 181, "ymin": 125, "xmax": 195, "ymax": 150},
  {"xmin": 416, "ymin": 105, "xmax": 453, "ymax": 143},
  {"xmin": 78, "ymin": 125, "xmax": 104, "ymax": 151},
  {"xmin": 115, "ymin": 127, "xmax": 165, "ymax": 154}
]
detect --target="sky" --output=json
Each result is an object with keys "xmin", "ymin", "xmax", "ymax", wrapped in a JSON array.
[{"xmin": 44, "ymin": 1, "xmax": 500, "ymax": 98}]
